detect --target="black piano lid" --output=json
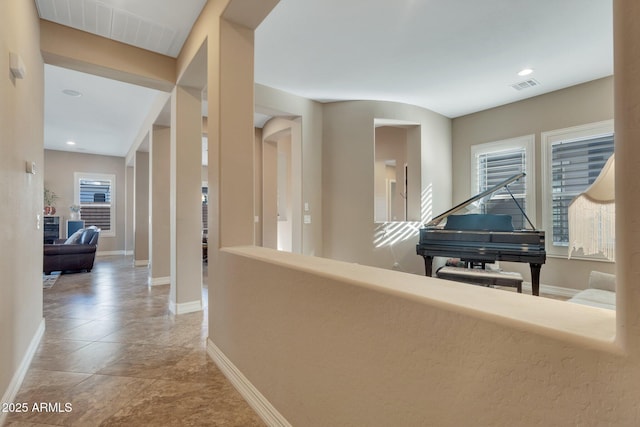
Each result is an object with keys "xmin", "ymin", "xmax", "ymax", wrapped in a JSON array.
[{"xmin": 425, "ymin": 173, "xmax": 536, "ymax": 230}]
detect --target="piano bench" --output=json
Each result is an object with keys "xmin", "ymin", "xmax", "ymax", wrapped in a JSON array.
[{"xmin": 436, "ymin": 266, "xmax": 523, "ymax": 293}]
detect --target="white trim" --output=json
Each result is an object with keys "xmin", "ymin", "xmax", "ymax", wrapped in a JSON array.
[
  {"xmin": 470, "ymin": 134, "xmax": 536, "ymax": 226},
  {"xmin": 541, "ymin": 120, "xmax": 614, "ymax": 257},
  {"xmin": 547, "ymin": 253, "xmax": 614, "ymax": 264},
  {"xmin": 0, "ymin": 318, "xmax": 45, "ymax": 426},
  {"xmin": 169, "ymin": 299, "xmax": 202, "ymax": 314},
  {"xmin": 96, "ymin": 250, "xmax": 125, "ymax": 257},
  {"xmin": 134, "ymin": 259, "xmax": 149, "ymax": 267},
  {"xmin": 521, "ymin": 282, "xmax": 580, "ymax": 298},
  {"xmin": 125, "ymin": 250, "xmax": 134, "ymax": 256},
  {"xmin": 149, "ymin": 275, "xmax": 170, "ymax": 286},
  {"xmin": 207, "ymin": 339, "xmax": 291, "ymax": 427}
]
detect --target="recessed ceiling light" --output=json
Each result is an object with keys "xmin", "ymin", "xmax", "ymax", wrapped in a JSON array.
[
  {"xmin": 66, "ymin": 141, "xmax": 76, "ymax": 145},
  {"xmin": 518, "ymin": 68, "xmax": 534, "ymax": 77},
  {"xmin": 62, "ymin": 89, "xmax": 82, "ymax": 97}
]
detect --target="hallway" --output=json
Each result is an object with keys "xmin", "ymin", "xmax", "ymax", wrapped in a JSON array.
[{"xmin": 5, "ymin": 256, "xmax": 264, "ymax": 426}]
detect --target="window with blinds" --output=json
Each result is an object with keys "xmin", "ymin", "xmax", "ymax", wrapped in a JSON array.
[
  {"xmin": 202, "ymin": 186, "xmax": 208, "ymax": 233},
  {"xmin": 75, "ymin": 173, "xmax": 115, "ymax": 235},
  {"xmin": 471, "ymin": 135, "xmax": 534, "ymax": 231},
  {"xmin": 477, "ymin": 148, "xmax": 527, "ymax": 228},
  {"xmin": 550, "ymin": 134, "xmax": 614, "ymax": 247}
]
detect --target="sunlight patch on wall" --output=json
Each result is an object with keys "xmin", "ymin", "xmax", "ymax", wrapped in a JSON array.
[
  {"xmin": 421, "ymin": 183, "xmax": 433, "ymax": 224},
  {"xmin": 374, "ymin": 221, "xmax": 422, "ymax": 248}
]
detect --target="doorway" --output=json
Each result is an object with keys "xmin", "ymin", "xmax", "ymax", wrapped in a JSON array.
[{"xmin": 261, "ymin": 117, "xmax": 302, "ymax": 253}]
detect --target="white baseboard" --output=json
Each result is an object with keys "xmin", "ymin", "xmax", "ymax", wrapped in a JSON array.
[
  {"xmin": 134, "ymin": 259, "xmax": 149, "ymax": 267},
  {"xmin": 522, "ymin": 282, "xmax": 580, "ymax": 298},
  {"xmin": 0, "ymin": 318, "xmax": 45, "ymax": 426},
  {"xmin": 148, "ymin": 276, "xmax": 170, "ymax": 286},
  {"xmin": 96, "ymin": 250, "xmax": 125, "ymax": 257},
  {"xmin": 169, "ymin": 299, "xmax": 202, "ymax": 314},
  {"xmin": 125, "ymin": 250, "xmax": 134, "ymax": 256},
  {"xmin": 207, "ymin": 340, "xmax": 290, "ymax": 427}
]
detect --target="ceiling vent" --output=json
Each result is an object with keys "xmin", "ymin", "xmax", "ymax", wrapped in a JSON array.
[{"xmin": 511, "ymin": 79, "xmax": 541, "ymax": 91}]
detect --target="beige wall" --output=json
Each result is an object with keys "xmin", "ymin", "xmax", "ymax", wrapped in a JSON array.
[
  {"xmin": 44, "ymin": 150, "xmax": 127, "ymax": 253},
  {"xmin": 40, "ymin": 20, "xmax": 175, "ymax": 92},
  {"xmin": 209, "ymin": 5, "xmax": 640, "ymax": 425},
  {"xmin": 322, "ymin": 100, "xmax": 451, "ymax": 274},
  {"xmin": 214, "ymin": 246, "xmax": 623, "ymax": 426},
  {"xmin": 255, "ymin": 84, "xmax": 324, "ymax": 256},
  {"xmin": 5, "ymin": 1, "xmax": 635, "ymax": 426},
  {"xmin": 452, "ymin": 77, "xmax": 615, "ymax": 289},
  {"xmin": 0, "ymin": 0, "xmax": 45, "ymax": 411}
]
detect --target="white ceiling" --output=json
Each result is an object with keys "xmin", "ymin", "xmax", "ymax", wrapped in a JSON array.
[
  {"xmin": 255, "ymin": 0, "xmax": 613, "ymax": 118},
  {"xmin": 40, "ymin": 0, "xmax": 613, "ymax": 157},
  {"xmin": 44, "ymin": 64, "xmax": 161, "ymax": 156},
  {"xmin": 36, "ymin": 0, "xmax": 207, "ymax": 57}
]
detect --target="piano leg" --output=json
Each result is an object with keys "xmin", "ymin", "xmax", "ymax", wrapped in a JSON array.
[
  {"xmin": 530, "ymin": 263, "xmax": 542, "ymax": 296},
  {"xmin": 423, "ymin": 256, "xmax": 434, "ymax": 277}
]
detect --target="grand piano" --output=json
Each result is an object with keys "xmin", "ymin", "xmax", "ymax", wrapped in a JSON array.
[{"xmin": 416, "ymin": 173, "xmax": 546, "ymax": 296}]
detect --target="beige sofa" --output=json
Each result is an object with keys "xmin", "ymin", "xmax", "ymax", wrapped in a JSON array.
[{"xmin": 567, "ymin": 271, "xmax": 616, "ymax": 310}]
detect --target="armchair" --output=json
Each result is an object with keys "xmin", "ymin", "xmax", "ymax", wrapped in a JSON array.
[{"xmin": 43, "ymin": 226, "xmax": 100, "ymax": 274}]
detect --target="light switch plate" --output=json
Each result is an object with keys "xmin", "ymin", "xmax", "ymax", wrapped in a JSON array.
[
  {"xmin": 26, "ymin": 161, "xmax": 36, "ymax": 174},
  {"xmin": 10, "ymin": 52, "xmax": 26, "ymax": 79}
]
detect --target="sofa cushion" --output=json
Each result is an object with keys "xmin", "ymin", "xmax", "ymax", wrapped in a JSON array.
[
  {"xmin": 568, "ymin": 271, "xmax": 616, "ymax": 310},
  {"xmin": 79, "ymin": 228, "xmax": 97, "ymax": 245},
  {"xmin": 64, "ymin": 229, "xmax": 84, "ymax": 244},
  {"xmin": 589, "ymin": 271, "xmax": 616, "ymax": 292},
  {"xmin": 568, "ymin": 288, "xmax": 616, "ymax": 310}
]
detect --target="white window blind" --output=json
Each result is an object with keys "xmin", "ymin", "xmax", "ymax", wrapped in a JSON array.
[
  {"xmin": 202, "ymin": 186, "xmax": 208, "ymax": 232},
  {"xmin": 78, "ymin": 176, "xmax": 113, "ymax": 232},
  {"xmin": 550, "ymin": 134, "xmax": 614, "ymax": 247},
  {"xmin": 476, "ymin": 147, "xmax": 528, "ymax": 229}
]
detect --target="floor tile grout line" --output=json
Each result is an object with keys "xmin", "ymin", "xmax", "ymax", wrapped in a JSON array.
[{"xmin": 8, "ymin": 256, "xmax": 264, "ymax": 426}]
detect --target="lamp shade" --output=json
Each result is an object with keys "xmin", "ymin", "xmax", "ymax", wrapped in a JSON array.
[{"xmin": 568, "ymin": 154, "xmax": 615, "ymax": 260}]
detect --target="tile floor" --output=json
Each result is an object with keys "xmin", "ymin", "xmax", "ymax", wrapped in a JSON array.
[{"xmin": 5, "ymin": 256, "xmax": 264, "ymax": 427}]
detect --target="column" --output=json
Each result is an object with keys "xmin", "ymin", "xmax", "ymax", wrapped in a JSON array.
[
  {"xmin": 125, "ymin": 165, "xmax": 134, "ymax": 255},
  {"xmin": 149, "ymin": 125, "xmax": 171, "ymax": 285},
  {"xmin": 170, "ymin": 85, "xmax": 203, "ymax": 314},
  {"xmin": 134, "ymin": 151, "xmax": 149, "ymax": 266},
  {"xmin": 614, "ymin": 0, "xmax": 640, "ymax": 350},
  {"xmin": 207, "ymin": 18, "xmax": 256, "ymax": 255}
]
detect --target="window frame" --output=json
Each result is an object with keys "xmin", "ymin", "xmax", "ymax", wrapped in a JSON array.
[
  {"xmin": 74, "ymin": 172, "xmax": 116, "ymax": 237},
  {"xmin": 470, "ymin": 134, "xmax": 536, "ymax": 229},
  {"xmin": 541, "ymin": 120, "xmax": 614, "ymax": 260}
]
